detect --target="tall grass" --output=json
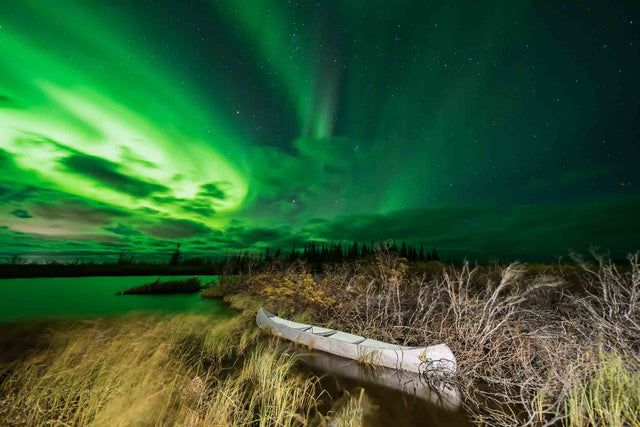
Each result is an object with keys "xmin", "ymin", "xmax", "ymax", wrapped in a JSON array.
[
  {"xmin": 196, "ymin": 342, "xmax": 318, "ymax": 426},
  {"xmin": 325, "ymin": 387, "xmax": 372, "ymax": 427},
  {"xmin": 2, "ymin": 250, "xmax": 638, "ymax": 426},
  {"xmin": 565, "ymin": 352, "xmax": 640, "ymax": 427},
  {"xmin": 0, "ymin": 312, "xmax": 319, "ymax": 426}
]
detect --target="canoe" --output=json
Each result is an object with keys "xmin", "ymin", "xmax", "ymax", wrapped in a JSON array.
[{"xmin": 256, "ymin": 308, "xmax": 457, "ymax": 376}]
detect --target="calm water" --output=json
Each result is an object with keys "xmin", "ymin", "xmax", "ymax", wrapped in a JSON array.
[
  {"xmin": 290, "ymin": 344, "xmax": 473, "ymax": 427},
  {"xmin": 0, "ymin": 275, "xmax": 232, "ymax": 322}
]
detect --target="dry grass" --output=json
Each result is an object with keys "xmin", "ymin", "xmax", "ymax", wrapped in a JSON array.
[
  {"xmin": 187, "ymin": 341, "xmax": 319, "ymax": 426},
  {"xmin": 0, "ymin": 311, "xmax": 320, "ymax": 426},
  {"xmin": 324, "ymin": 387, "xmax": 373, "ymax": 427},
  {"xmin": 2, "ymin": 249, "xmax": 638, "ymax": 426},
  {"xmin": 230, "ymin": 247, "xmax": 640, "ymax": 426},
  {"xmin": 0, "ymin": 295, "xmax": 379, "ymax": 427}
]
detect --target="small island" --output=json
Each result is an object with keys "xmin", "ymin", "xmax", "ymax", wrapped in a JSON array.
[{"xmin": 117, "ymin": 277, "xmax": 203, "ymax": 295}]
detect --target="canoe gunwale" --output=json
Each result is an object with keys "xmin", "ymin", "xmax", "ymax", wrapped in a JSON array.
[
  {"xmin": 256, "ymin": 308, "xmax": 457, "ymax": 375},
  {"xmin": 259, "ymin": 308, "xmax": 422, "ymax": 350}
]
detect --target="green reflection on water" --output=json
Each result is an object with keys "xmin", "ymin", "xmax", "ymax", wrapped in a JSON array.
[{"xmin": 0, "ymin": 275, "xmax": 233, "ymax": 322}]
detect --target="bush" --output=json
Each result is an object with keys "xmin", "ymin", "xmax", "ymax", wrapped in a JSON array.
[{"xmin": 222, "ymin": 248, "xmax": 640, "ymax": 426}]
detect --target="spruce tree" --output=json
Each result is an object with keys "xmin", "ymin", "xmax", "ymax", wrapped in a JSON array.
[{"xmin": 169, "ymin": 243, "xmax": 182, "ymax": 265}]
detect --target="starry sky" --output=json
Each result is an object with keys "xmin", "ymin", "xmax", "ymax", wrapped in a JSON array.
[{"xmin": 1, "ymin": 0, "xmax": 639, "ymax": 262}]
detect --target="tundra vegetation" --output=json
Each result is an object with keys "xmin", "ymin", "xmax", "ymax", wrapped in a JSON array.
[
  {"xmin": 205, "ymin": 246, "xmax": 640, "ymax": 426},
  {"xmin": 1, "ymin": 246, "xmax": 638, "ymax": 426}
]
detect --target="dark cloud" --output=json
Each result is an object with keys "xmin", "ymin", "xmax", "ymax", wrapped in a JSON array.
[
  {"xmin": 0, "ymin": 149, "xmax": 12, "ymax": 166},
  {"xmin": 119, "ymin": 146, "xmax": 158, "ymax": 169},
  {"xmin": 0, "ymin": 94, "xmax": 21, "ymax": 108},
  {"xmin": 0, "ymin": 182, "xmax": 58, "ymax": 203},
  {"xmin": 177, "ymin": 222, "xmax": 295, "ymax": 251},
  {"xmin": 198, "ymin": 182, "xmax": 227, "ymax": 200},
  {"xmin": 0, "ymin": 149, "xmax": 25, "ymax": 178},
  {"xmin": 229, "ymin": 226, "xmax": 285, "ymax": 244},
  {"xmin": 36, "ymin": 233, "xmax": 125, "ymax": 243},
  {"xmin": 152, "ymin": 195, "xmax": 184, "ymax": 205},
  {"xmin": 30, "ymin": 200, "xmax": 128, "ymax": 225},
  {"xmin": 104, "ymin": 223, "xmax": 142, "ymax": 236},
  {"xmin": 181, "ymin": 203, "xmax": 216, "ymax": 217},
  {"xmin": 142, "ymin": 218, "xmax": 211, "ymax": 239},
  {"xmin": 202, "ymin": 223, "xmax": 297, "ymax": 250},
  {"xmin": 61, "ymin": 153, "xmax": 169, "ymax": 197},
  {"xmin": 11, "ymin": 209, "xmax": 32, "ymax": 219},
  {"xmin": 303, "ymin": 206, "xmax": 485, "ymax": 243},
  {"xmin": 302, "ymin": 199, "xmax": 640, "ymax": 261},
  {"xmin": 152, "ymin": 195, "xmax": 217, "ymax": 217},
  {"xmin": 135, "ymin": 206, "xmax": 163, "ymax": 216}
]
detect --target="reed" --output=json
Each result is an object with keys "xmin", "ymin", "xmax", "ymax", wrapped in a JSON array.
[
  {"xmin": 0, "ymin": 313, "xmax": 319, "ymax": 426},
  {"xmin": 325, "ymin": 387, "xmax": 372, "ymax": 427}
]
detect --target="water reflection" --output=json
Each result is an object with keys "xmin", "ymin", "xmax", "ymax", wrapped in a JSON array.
[{"xmin": 286, "ymin": 344, "xmax": 472, "ymax": 427}]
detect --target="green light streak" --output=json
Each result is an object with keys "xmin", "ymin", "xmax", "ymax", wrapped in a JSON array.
[
  {"xmin": 0, "ymin": 0, "xmax": 249, "ymax": 227},
  {"xmin": 216, "ymin": 0, "xmax": 337, "ymax": 139},
  {"xmin": 0, "ymin": 0, "xmax": 638, "ymax": 261}
]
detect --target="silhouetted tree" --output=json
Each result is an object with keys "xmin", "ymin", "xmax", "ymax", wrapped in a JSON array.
[
  {"xmin": 288, "ymin": 244, "xmax": 297, "ymax": 261},
  {"xmin": 400, "ymin": 242, "xmax": 408, "ymax": 258},
  {"xmin": 169, "ymin": 243, "xmax": 182, "ymax": 265},
  {"xmin": 361, "ymin": 243, "xmax": 369, "ymax": 258}
]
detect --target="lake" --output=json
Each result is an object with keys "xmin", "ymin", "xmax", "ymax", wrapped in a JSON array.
[{"xmin": 0, "ymin": 275, "xmax": 232, "ymax": 323}]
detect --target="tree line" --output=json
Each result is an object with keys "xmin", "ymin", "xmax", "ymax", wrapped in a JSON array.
[
  {"xmin": 2, "ymin": 241, "xmax": 440, "ymax": 278},
  {"xmin": 168, "ymin": 240, "xmax": 440, "ymax": 268}
]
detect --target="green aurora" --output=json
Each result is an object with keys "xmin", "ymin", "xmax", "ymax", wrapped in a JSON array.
[{"xmin": 1, "ymin": 0, "xmax": 639, "ymax": 261}]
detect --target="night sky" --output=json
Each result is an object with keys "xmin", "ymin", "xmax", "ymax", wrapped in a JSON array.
[{"xmin": 1, "ymin": 0, "xmax": 639, "ymax": 262}]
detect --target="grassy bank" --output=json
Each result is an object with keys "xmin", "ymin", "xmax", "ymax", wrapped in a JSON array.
[
  {"xmin": 2, "ymin": 250, "xmax": 638, "ymax": 426},
  {"xmin": 211, "ymin": 249, "xmax": 640, "ymax": 427},
  {"xmin": 118, "ymin": 277, "xmax": 203, "ymax": 295},
  {"xmin": 0, "ymin": 303, "xmax": 374, "ymax": 426}
]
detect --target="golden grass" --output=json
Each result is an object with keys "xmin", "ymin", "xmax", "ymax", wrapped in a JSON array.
[
  {"xmin": 0, "ymin": 312, "xmax": 319, "ymax": 426},
  {"xmin": 4, "ymin": 250, "xmax": 639, "ymax": 427},
  {"xmin": 356, "ymin": 350, "xmax": 381, "ymax": 368},
  {"xmin": 195, "ymin": 342, "xmax": 319, "ymax": 426},
  {"xmin": 325, "ymin": 387, "xmax": 373, "ymax": 427}
]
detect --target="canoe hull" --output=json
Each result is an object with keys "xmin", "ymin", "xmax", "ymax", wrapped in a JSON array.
[{"xmin": 256, "ymin": 308, "xmax": 456, "ymax": 375}]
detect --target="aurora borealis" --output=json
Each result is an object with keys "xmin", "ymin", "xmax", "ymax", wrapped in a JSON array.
[{"xmin": 1, "ymin": 0, "xmax": 639, "ymax": 262}]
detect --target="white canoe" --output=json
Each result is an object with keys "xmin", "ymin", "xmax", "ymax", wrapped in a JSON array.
[{"xmin": 256, "ymin": 308, "xmax": 457, "ymax": 375}]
